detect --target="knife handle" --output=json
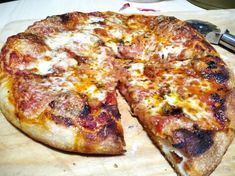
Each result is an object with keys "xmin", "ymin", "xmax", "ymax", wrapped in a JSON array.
[{"xmin": 220, "ymin": 31, "xmax": 235, "ymax": 52}]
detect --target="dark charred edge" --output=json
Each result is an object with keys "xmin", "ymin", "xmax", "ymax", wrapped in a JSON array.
[
  {"xmin": 210, "ymin": 90, "xmax": 231, "ymax": 125},
  {"xmin": 172, "ymin": 128, "xmax": 214, "ymax": 157},
  {"xmin": 59, "ymin": 14, "xmax": 70, "ymax": 24}
]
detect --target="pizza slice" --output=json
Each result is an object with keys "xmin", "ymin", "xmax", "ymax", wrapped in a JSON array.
[
  {"xmin": 116, "ymin": 15, "xmax": 235, "ymax": 175},
  {"xmin": 0, "ymin": 26, "xmax": 125, "ymax": 154}
]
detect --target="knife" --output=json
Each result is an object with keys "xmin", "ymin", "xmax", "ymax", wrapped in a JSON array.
[
  {"xmin": 206, "ymin": 30, "xmax": 235, "ymax": 52},
  {"xmin": 186, "ymin": 19, "xmax": 235, "ymax": 52}
]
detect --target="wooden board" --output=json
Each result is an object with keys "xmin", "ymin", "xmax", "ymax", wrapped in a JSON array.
[{"xmin": 0, "ymin": 10, "xmax": 235, "ymax": 176}]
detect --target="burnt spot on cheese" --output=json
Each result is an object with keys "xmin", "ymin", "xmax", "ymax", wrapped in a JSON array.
[
  {"xmin": 102, "ymin": 104, "xmax": 121, "ymax": 119},
  {"xmin": 162, "ymin": 102, "xmax": 183, "ymax": 116},
  {"xmin": 79, "ymin": 104, "xmax": 91, "ymax": 118},
  {"xmin": 98, "ymin": 118, "xmax": 121, "ymax": 140},
  {"xmin": 51, "ymin": 114, "xmax": 74, "ymax": 127},
  {"xmin": 81, "ymin": 116, "xmax": 97, "ymax": 130},
  {"xmin": 60, "ymin": 14, "xmax": 70, "ymax": 24},
  {"xmin": 172, "ymin": 128, "xmax": 214, "ymax": 157}
]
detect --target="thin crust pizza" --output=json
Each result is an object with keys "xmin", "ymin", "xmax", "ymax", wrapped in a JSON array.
[{"xmin": 0, "ymin": 11, "xmax": 234, "ymax": 176}]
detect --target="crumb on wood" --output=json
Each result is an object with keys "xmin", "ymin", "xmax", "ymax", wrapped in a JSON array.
[{"xmin": 113, "ymin": 163, "xmax": 118, "ymax": 168}]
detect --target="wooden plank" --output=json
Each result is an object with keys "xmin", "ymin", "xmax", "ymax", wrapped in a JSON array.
[{"xmin": 0, "ymin": 10, "xmax": 235, "ymax": 176}]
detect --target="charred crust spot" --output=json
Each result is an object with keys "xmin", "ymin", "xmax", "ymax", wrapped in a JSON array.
[
  {"xmin": 213, "ymin": 72, "xmax": 229, "ymax": 84},
  {"xmin": 202, "ymin": 69, "xmax": 229, "ymax": 84},
  {"xmin": 106, "ymin": 118, "xmax": 117, "ymax": 129},
  {"xmin": 60, "ymin": 14, "xmax": 70, "ymax": 24},
  {"xmin": 212, "ymin": 104, "xmax": 227, "ymax": 124},
  {"xmin": 210, "ymin": 93, "xmax": 223, "ymax": 103},
  {"xmin": 207, "ymin": 61, "xmax": 217, "ymax": 69},
  {"xmin": 200, "ymin": 56, "xmax": 229, "ymax": 84},
  {"xmin": 172, "ymin": 128, "xmax": 214, "ymax": 157}
]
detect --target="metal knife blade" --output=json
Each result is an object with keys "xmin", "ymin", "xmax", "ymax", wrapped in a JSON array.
[
  {"xmin": 186, "ymin": 20, "xmax": 235, "ymax": 52},
  {"xmin": 206, "ymin": 30, "xmax": 235, "ymax": 52},
  {"xmin": 206, "ymin": 31, "xmax": 221, "ymax": 45}
]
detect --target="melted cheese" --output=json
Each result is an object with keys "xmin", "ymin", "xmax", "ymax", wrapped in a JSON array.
[
  {"xmin": 127, "ymin": 63, "xmax": 151, "ymax": 88},
  {"xmin": 45, "ymin": 31, "xmax": 99, "ymax": 50},
  {"xmin": 85, "ymin": 85, "xmax": 106, "ymax": 101},
  {"xmin": 87, "ymin": 16, "xmax": 104, "ymax": 23},
  {"xmin": 159, "ymin": 45, "xmax": 183, "ymax": 59},
  {"xmin": 165, "ymin": 92, "xmax": 212, "ymax": 121},
  {"xmin": 18, "ymin": 51, "xmax": 77, "ymax": 75}
]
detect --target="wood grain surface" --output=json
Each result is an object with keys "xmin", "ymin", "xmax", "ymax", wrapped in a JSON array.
[{"xmin": 0, "ymin": 9, "xmax": 235, "ymax": 176}]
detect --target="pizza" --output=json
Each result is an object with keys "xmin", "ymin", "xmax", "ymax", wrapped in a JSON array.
[{"xmin": 0, "ymin": 11, "xmax": 234, "ymax": 176}]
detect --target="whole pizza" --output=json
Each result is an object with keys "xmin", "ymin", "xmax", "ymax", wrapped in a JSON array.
[{"xmin": 0, "ymin": 11, "xmax": 234, "ymax": 176}]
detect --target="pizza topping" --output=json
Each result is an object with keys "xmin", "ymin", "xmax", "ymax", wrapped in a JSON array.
[
  {"xmin": 13, "ymin": 76, "xmax": 52, "ymax": 118},
  {"xmin": 45, "ymin": 31, "xmax": 100, "ymax": 51},
  {"xmin": 79, "ymin": 104, "xmax": 91, "ymax": 118},
  {"xmin": 51, "ymin": 114, "xmax": 74, "ymax": 127},
  {"xmin": 103, "ymin": 104, "xmax": 121, "ymax": 120},
  {"xmin": 98, "ymin": 118, "xmax": 121, "ymax": 140},
  {"xmin": 48, "ymin": 91, "xmax": 84, "ymax": 120},
  {"xmin": 172, "ymin": 128, "xmax": 214, "ymax": 157}
]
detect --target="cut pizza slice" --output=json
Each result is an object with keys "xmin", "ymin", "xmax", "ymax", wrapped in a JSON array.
[
  {"xmin": 0, "ymin": 30, "xmax": 125, "ymax": 154},
  {"xmin": 117, "ymin": 40, "xmax": 235, "ymax": 176}
]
